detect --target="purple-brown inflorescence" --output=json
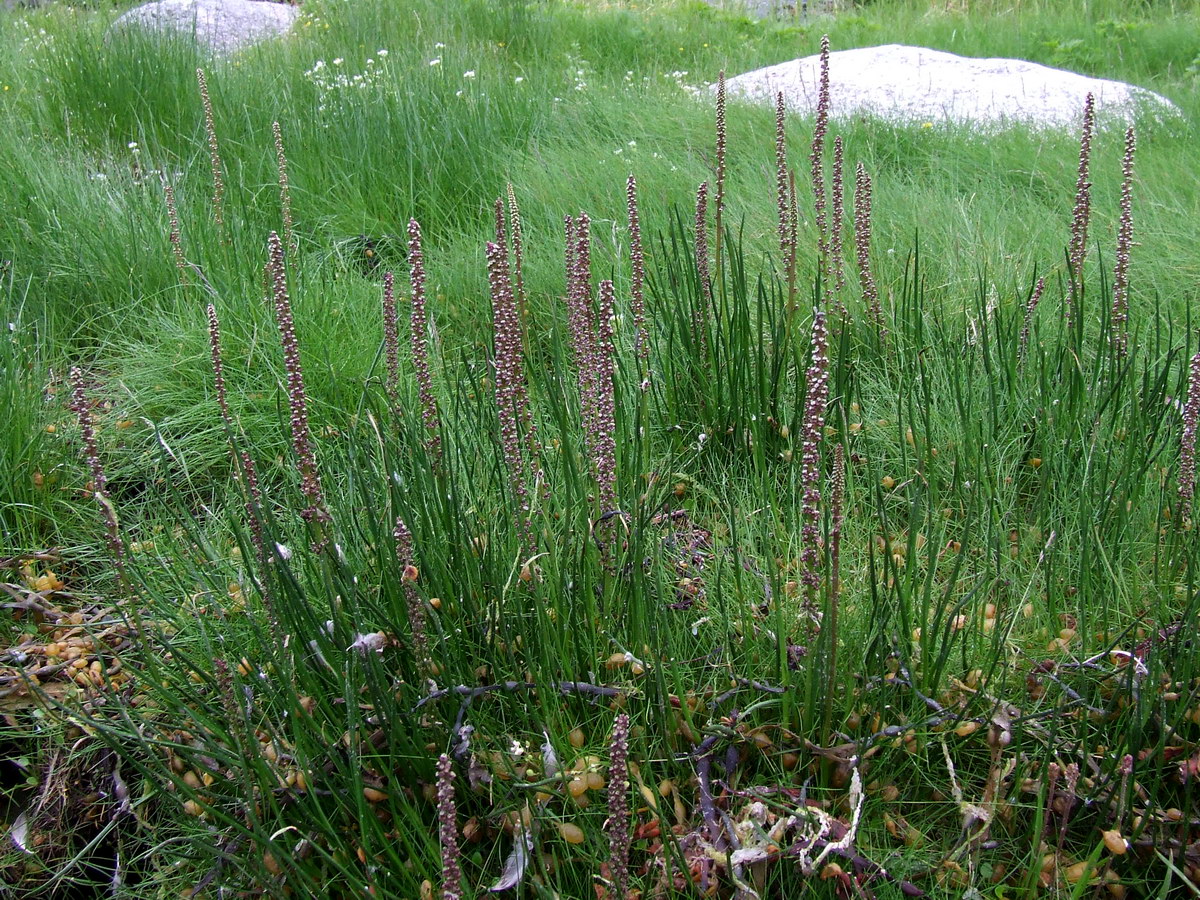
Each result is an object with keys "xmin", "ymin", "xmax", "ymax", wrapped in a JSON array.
[
  {"xmin": 714, "ymin": 69, "xmax": 727, "ymax": 267},
  {"xmin": 196, "ymin": 68, "xmax": 225, "ymax": 228},
  {"xmin": 593, "ymin": 280, "xmax": 619, "ymax": 513},
  {"xmin": 1067, "ymin": 92, "xmax": 1096, "ymax": 325},
  {"xmin": 695, "ymin": 181, "xmax": 713, "ymax": 314},
  {"xmin": 830, "ymin": 135, "xmax": 847, "ymax": 311},
  {"xmin": 162, "ymin": 177, "xmax": 186, "ymax": 277},
  {"xmin": 1018, "ymin": 276, "xmax": 1047, "ymax": 364},
  {"xmin": 799, "ymin": 307, "xmax": 830, "ymax": 600},
  {"xmin": 436, "ymin": 754, "xmax": 463, "ymax": 900},
  {"xmin": 207, "ymin": 303, "xmax": 230, "ymax": 425},
  {"xmin": 606, "ymin": 713, "xmax": 631, "ymax": 900},
  {"xmin": 810, "ymin": 35, "xmax": 832, "ymax": 267},
  {"xmin": 69, "ymin": 368, "xmax": 124, "ymax": 569},
  {"xmin": 273, "ymin": 121, "xmax": 295, "ymax": 255},
  {"xmin": 853, "ymin": 162, "xmax": 884, "ymax": 339},
  {"xmin": 382, "ymin": 271, "xmax": 401, "ymax": 417},
  {"xmin": 1180, "ymin": 347, "xmax": 1200, "ymax": 513},
  {"xmin": 1110, "ymin": 126, "xmax": 1136, "ymax": 359},
  {"xmin": 268, "ymin": 231, "xmax": 330, "ymax": 542},
  {"xmin": 408, "ymin": 219, "xmax": 442, "ymax": 463},
  {"xmin": 566, "ymin": 214, "xmax": 598, "ymax": 444},
  {"xmin": 394, "ymin": 516, "xmax": 430, "ymax": 667},
  {"xmin": 775, "ymin": 91, "xmax": 790, "ymax": 257},
  {"xmin": 507, "ymin": 183, "xmax": 527, "ymax": 321},
  {"xmin": 487, "ymin": 239, "xmax": 537, "ymax": 554},
  {"xmin": 627, "ymin": 175, "xmax": 649, "ymax": 371}
]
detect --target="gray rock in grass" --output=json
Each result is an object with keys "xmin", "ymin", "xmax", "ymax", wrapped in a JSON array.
[
  {"xmin": 720, "ymin": 44, "xmax": 1179, "ymax": 130},
  {"xmin": 112, "ymin": 0, "xmax": 300, "ymax": 56}
]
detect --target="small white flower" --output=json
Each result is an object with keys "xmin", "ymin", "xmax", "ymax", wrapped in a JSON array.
[
  {"xmin": 435, "ymin": 42, "xmax": 445, "ymax": 49},
  {"xmin": 333, "ymin": 57, "xmax": 343, "ymax": 66},
  {"xmin": 613, "ymin": 148, "xmax": 622, "ymax": 154},
  {"xmin": 127, "ymin": 141, "xmax": 138, "ymax": 150},
  {"xmin": 429, "ymin": 57, "xmax": 441, "ymax": 66},
  {"xmin": 377, "ymin": 49, "xmax": 388, "ymax": 57},
  {"xmin": 463, "ymin": 70, "xmax": 475, "ymax": 78},
  {"xmin": 627, "ymin": 140, "xmax": 636, "ymax": 148},
  {"xmin": 514, "ymin": 75, "xmax": 524, "ymax": 83}
]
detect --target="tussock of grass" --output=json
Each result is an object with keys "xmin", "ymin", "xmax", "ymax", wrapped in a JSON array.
[{"xmin": 1, "ymin": 0, "xmax": 1200, "ymax": 897}]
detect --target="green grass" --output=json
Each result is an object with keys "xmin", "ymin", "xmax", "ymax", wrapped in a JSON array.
[{"xmin": 1, "ymin": 0, "xmax": 1200, "ymax": 896}]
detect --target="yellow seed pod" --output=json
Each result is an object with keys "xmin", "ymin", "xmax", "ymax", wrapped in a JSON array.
[{"xmin": 556, "ymin": 822, "xmax": 585, "ymax": 844}]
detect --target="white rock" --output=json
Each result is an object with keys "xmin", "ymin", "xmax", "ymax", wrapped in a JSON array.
[
  {"xmin": 112, "ymin": 0, "xmax": 299, "ymax": 56},
  {"xmin": 721, "ymin": 44, "xmax": 1179, "ymax": 130}
]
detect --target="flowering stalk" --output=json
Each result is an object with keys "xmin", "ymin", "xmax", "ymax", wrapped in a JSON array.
[
  {"xmin": 487, "ymin": 239, "xmax": 536, "ymax": 553},
  {"xmin": 394, "ymin": 517, "xmax": 430, "ymax": 668},
  {"xmin": 810, "ymin": 35, "xmax": 832, "ymax": 268},
  {"xmin": 507, "ymin": 183, "xmax": 527, "ymax": 322},
  {"xmin": 830, "ymin": 135, "xmax": 847, "ymax": 311},
  {"xmin": 853, "ymin": 162, "xmax": 884, "ymax": 339},
  {"xmin": 162, "ymin": 177, "xmax": 186, "ymax": 278},
  {"xmin": 238, "ymin": 449, "xmax": 268, "ymax": 588},
  {"xmin": 1110, "ymin": 127, "xmax": 1136, "ymax": 360},
  {"xmin": 196, "ymin": 67, "xmax": 225, "ymax": 229},
  {"xmin": 1018, "ymin": 276, "xmax": 1047, "ymax": 364},
  {"xmin": 1067, "ymin": 92, "xmax": 1095, "ymax": 326},
  {"xmin": 594, "ymin": 280, "xmax": 619, "ymax": 513},
  {"xmin": 627, "ymin": 176, "xmax": 649, "ymax": 372},
  {"xmin": 694, "ymin": 182, "xmax": 713, "ymax": 352},
  {"xmin": 822, "ymin": 443, "xmax": 845, "ymax": 742},
  {"xmin": 714, "ymin": 70, "xmax": 727, "ymax": 270},
  {"xmin": 382, "ymin": 271, "xmax": 400, "ymax": 418},
  {"xmin": 566, "ymin": 214, "xmax": 598, "ymax": 446},
  {"xmin": 775, "ymin": 91, "xmax": 797, "ymax": 305},
  {"xmin": 1180, "ymin": 348, "xmax": 1200, "ymax": 513},
  {"xmin": 273, "ymin": 121, "xmax": 295, "ymax": 255},
  {"xmin": 800, "ymin": 308, "xmax": 830, "ymax": 601},
  {"xmin": 268, "ymin": 231, "xmax": 330, "ymax": 545},
  {"xmin": 207, "ymin": 303, "xmax": 230, "ymax": 425},
  {"xmin": 69, "ymin": 368, "xmax": 125, "ymax": 574},
  {"xmin": 436, "ymin": 754, "xmax": 463, "ymax": 900},
  {"xmin": 606, "ymin": 713, "xmax": 631, "ymax": 899},
  {"xmin": 408, "ymin": 219, "xmax": 442, "ymax": 463}
]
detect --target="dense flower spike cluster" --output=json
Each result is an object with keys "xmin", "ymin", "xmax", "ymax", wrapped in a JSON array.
[
  {"xmin": 694, "ymin": 181, "xmax": 713, "ymax": 314},
  {"xmin": 606, "ymin": 713, "xmax": 631, "ymax": 899},
  {"xmin": 810, "ymin": 35, "xmax": 832, "ymax": 265},
  {"xmin": 436, "ymin": 754, "xmax": 463, "ymax": 900},
  {"xmin": 775, "ymin": 92, "xmax": 792, "ymax": 259},
  {"xmin": 626, "ymin": 175, "xmax": 649, "ymax": 369},
  {"xmin": 206, "ymin": 303, "xmax": 230, "ymax": 423},
  {"xmin": 1018, "ymin": 276, "xmax": 1047, "ymax": 364},
  {"xmin": 273, "ymin": 121, "xmax": 294, "ymax": 255},
  {"xmin": 1110, "ymin": 127, "xmax": 1136, "ymax": 359},
  {"xmin": 564, "ymin": 214, "xmax": 619, "ymax": 512},
  {"xmin": 408, "ymin": 219, "xmax": 442, "ymax": 462},
  {"xmin": 487, "ymin": 239, "xmax": 537, "ymax": 551},
  {"xmin": 594, "ymin": 280, "xmax": 619, "ymax": 513},
  {"xmin": 68, "ymin": 367, "xmax": 123, "ymax": 567},
  {"xmin": 800, "ymin": 308, "xmax": 830, "ymax": 597},
  {"xmin": 853, "ymin": 163, "xmax": 884, "ymax": 339},
  {"xmin": 239, "ymin": 449, "xmax": 268, "ymax": 580},
  {"xmin": 162, "ymin": 178, "xmax": 186, "ymax": 276},
  {"xmin": 1180, "ymin": 348, "xmax": 1200, "ymax": 511},
  {"xmin": 830, "ymin": 135, "xmax": 847, "ymax": 303},
  {"xmin": 714, "ymin": 69, "xmax": 727, "ymax": 264},
  {"xmin": 196, "ymin": 68, "xmax": 225, "ymax": 228},
  {"xmin": 1067, "ymin": 92, "xmax": 1095, "ymax": 326},
  {"xmin": 393, "ymin": 516, "xmax": 429, "ymax": 666},
  {"xmin": 381, "ymin": 270, "xmax": 400, "ymax": 415},
  {"xmin": 506, "ymin": 183, "xmax": 527, "ymax": 320},
  {"xmin": 268, "ymin": 231, "xmax": 330, "ymax": 539}
]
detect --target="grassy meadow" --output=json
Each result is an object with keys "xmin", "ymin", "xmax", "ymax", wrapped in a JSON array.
[{"xmin": 2, "ymin": 0, "xmax": 1200, "ymax": 896}]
